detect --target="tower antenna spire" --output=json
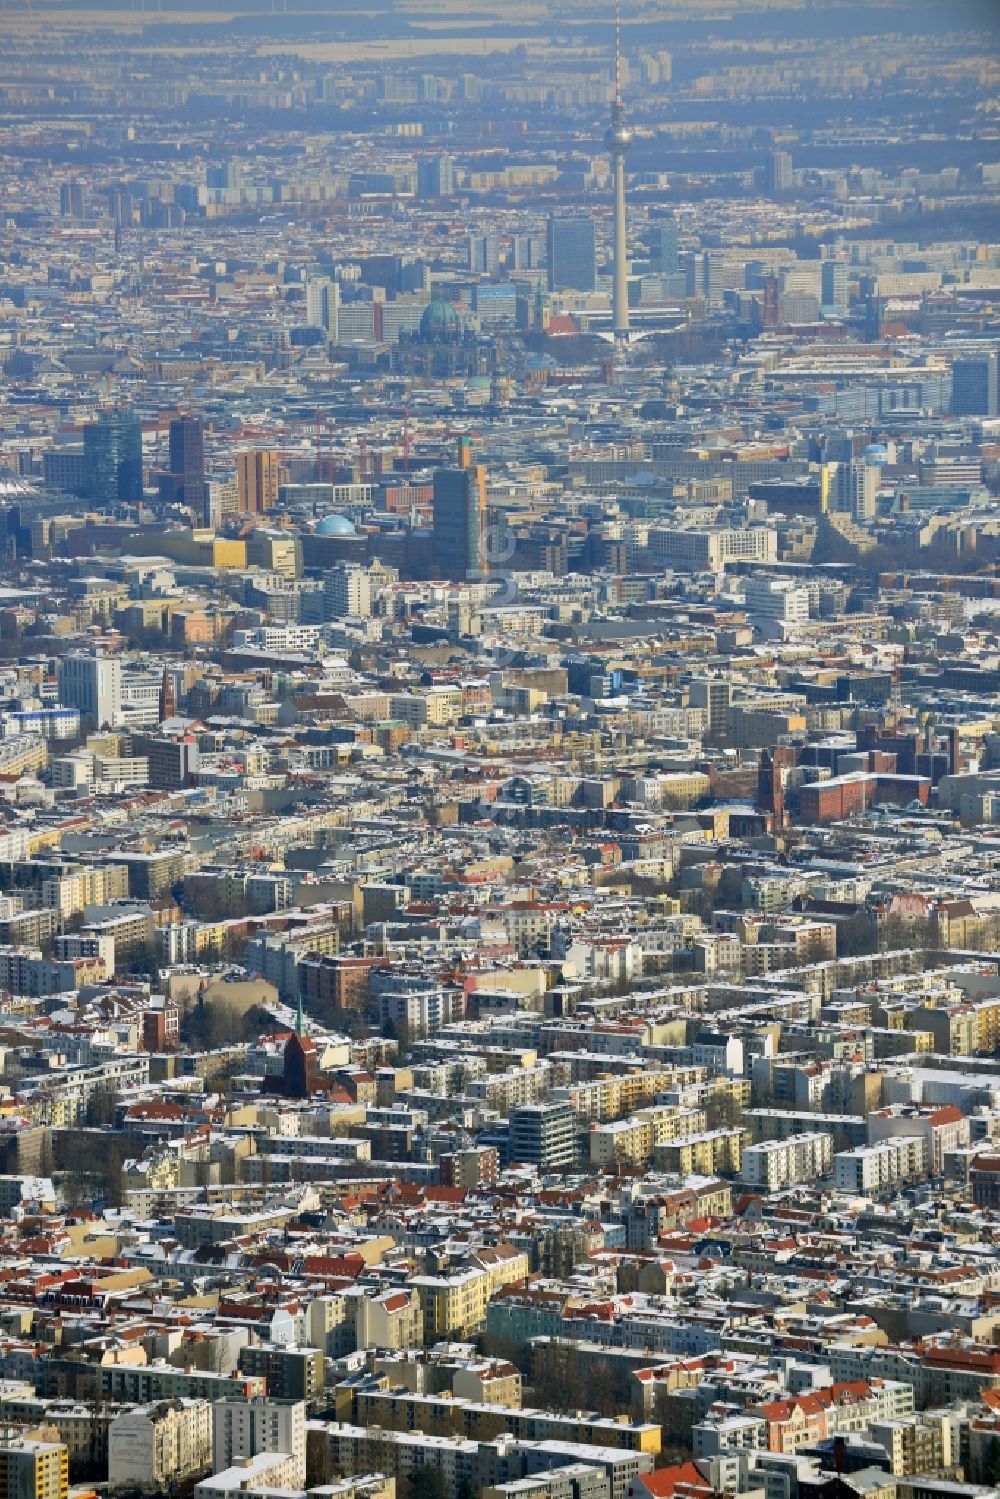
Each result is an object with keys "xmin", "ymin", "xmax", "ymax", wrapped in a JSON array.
[{"xmin": 606, "ymin": 0, "xmax": 632, "ymax": 344}]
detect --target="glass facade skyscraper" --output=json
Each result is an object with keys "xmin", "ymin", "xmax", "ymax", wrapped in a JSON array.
[
  {"xmin": 83, "ymin": 409, "xmax": 143, "ymax": 504},
  {"xmin": 546, "ymin": 216, "xmax": 596, "ymax": 293},
  {"xmin": 432, "ymin": 464, "xmax": 486, "ymax": 583},
  {"xmin": 168, "ymin": 416, "xmax": 205, "ymax": 510},
  {"xmin": 952, "ymin": 353, "xmax": 999, "ymax": 417}
]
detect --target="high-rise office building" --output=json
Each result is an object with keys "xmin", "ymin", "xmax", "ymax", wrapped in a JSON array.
[
  {"xmin": 766, "ymin": 149, "xmax": 793, "ymax": 193},
  {"xmin": 546, "ymin": 216, "xmax": 596, "ymax": 293},
  {"xmin": 337, "ymin": 301, "xmax": 378, "ymax": 344},
  {"xmin": 656, "ymin": 220, "xmax": 679, "ymax": 275},
  {"xmin": 204, "ymin": 477, "xmax": 239, "ymax": 528},
  {"xmin": 689, "ymin": 677, "xmax": 732, "ymax": 740},
  {"xmin": 206, "ymin": 161, "xmax": 241, "ymax": 192},
  {"xmin": 417, "ymin": 154, "xmax": 454, "ymax": 198},
  {"xmin": 59, "ymin": 182, "xmax": 85, "ymax": 218},
  {"xmin": 701, "ymin": 249, "xmax": 725, "ymax": 309},
  {"xmin": 826, "ymin": 461, "xmax": 879, "ymax": 523},
  {"xmin": 236, "ymin": 450, "xmax": 280, "ymax": 515},
  {"xmin": 638, "ymin": 48, "xmax": 671, "ymax": 85},
  {"xmin": 58, "ymin": 654, "xmax": 123, "ymax": 730},
  {"xmin": 468, "ymin": 234, "xmax": 501, "ymax": 275},
  {"xmin": 83, "ymin": 409, "xmax": 143, "ymax": 504},
  {"xmin": 108, "ymin": 189, "xmax": 134, "ymax": 229},
  {"xmin": 432, "ymin": 454, "xmax": 486, "ymax": 583},
  {"xmin": 358, "ymin": 254, "xmax": 426, "ymax": 297},
  {"xmin": 305, "ymin": 279, "xmax": 326, "ymax": 329},
  {"xmin": 305, "ymin": 278, "xmax": 340, "ymax": 337},
  {"xmin": 512, "ymin": 235, "xmax": 544, "ymax": 272},
  {"xmin": 821, "ymin": 259, "xmax": 849, "ymax": 317},
  {"xmin": 141, "ymin": 732, "xmax": 200, "ymax": 790},
  {"xmin": 168, "ymin": 416, "xmax": 205, "ymax": 509},
  {"xmin": 324, "ymin": 564, "xmax": 372, "ymax": 619},
  {"xmin": 951, "ymin": 352, "xmax": 999, "ymax": 417}
]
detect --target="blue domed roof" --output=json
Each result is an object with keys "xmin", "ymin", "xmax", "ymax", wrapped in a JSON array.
[{"xmin": 315, "ymin": 512, "xmax": 357, "ymax": 537}]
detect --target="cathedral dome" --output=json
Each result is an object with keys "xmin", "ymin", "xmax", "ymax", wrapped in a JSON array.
[{"xmin": 420, "ymin": 298, "xmax": 463, "ymax": 339}]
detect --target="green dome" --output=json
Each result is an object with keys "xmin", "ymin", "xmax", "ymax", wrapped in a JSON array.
[{"xmin": 421, "ymin": 298, "xmax": 463, "ymax": 339}]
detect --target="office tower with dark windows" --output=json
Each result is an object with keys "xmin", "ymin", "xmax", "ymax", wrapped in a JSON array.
[
  {"xmin": 689, "ymin": 677, "xmax": 732, "ymax": 741},
  {"xmin": 417, "ymin": 154, "xmax": 454, "ymax": 198},
  {"xmin": 206, "ymin": 161, "xmax": 241, "ymax": 192},
  {"xmin": 108, "ymin": 189, "xmax": 134, "ymax": 229},
  {"xmin": 168, "ymin": 417, "xmax": 205, "ymax": 510},
  {"xmin": 84, "ymin": 409, "xmax": 143, "ymax": 504},
  {"xmin": 952, "ymin": 352, "xmax": 999, "ymax": 417},
  {"xmin": 59, "ymin": 182, "xmax": 85, "ymax": 218},
  {"xmin": 432, "ymin": 458, "xmax": 486, "ymax": 584},
  {"xmin": 767, "ymin": 149, "xmax": 793, "ymax": 193},
  {"xmin": 546, "ymin": 216, "xmax": 596, "ymax": 293}
]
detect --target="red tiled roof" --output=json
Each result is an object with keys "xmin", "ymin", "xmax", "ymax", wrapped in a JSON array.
[{"xmin": 634, "ymin": 1464, "xmax": 711, "ymax": 1498}]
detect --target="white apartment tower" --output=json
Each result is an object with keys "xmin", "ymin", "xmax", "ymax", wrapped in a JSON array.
[
  {"xmin": 58, "ymin": 653, "xmax": 123, "ymax": 729},
  {"xmin": 212, "ymin": 1398, "xmax": 306, "ymax": 1488}
]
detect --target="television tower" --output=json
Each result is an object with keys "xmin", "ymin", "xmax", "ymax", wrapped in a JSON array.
[{"xmin": 606, "ymin": 0, "xmax": 633, "ymax": 344}]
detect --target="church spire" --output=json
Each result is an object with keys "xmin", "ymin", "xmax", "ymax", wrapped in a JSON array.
[
  {"xmin": 158, "ymin": 667, "xmax": 175, "ymax": 723},
  {"xmin": 296, "ymin": 991, "xmax": 305, "ymax": 1037}
]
